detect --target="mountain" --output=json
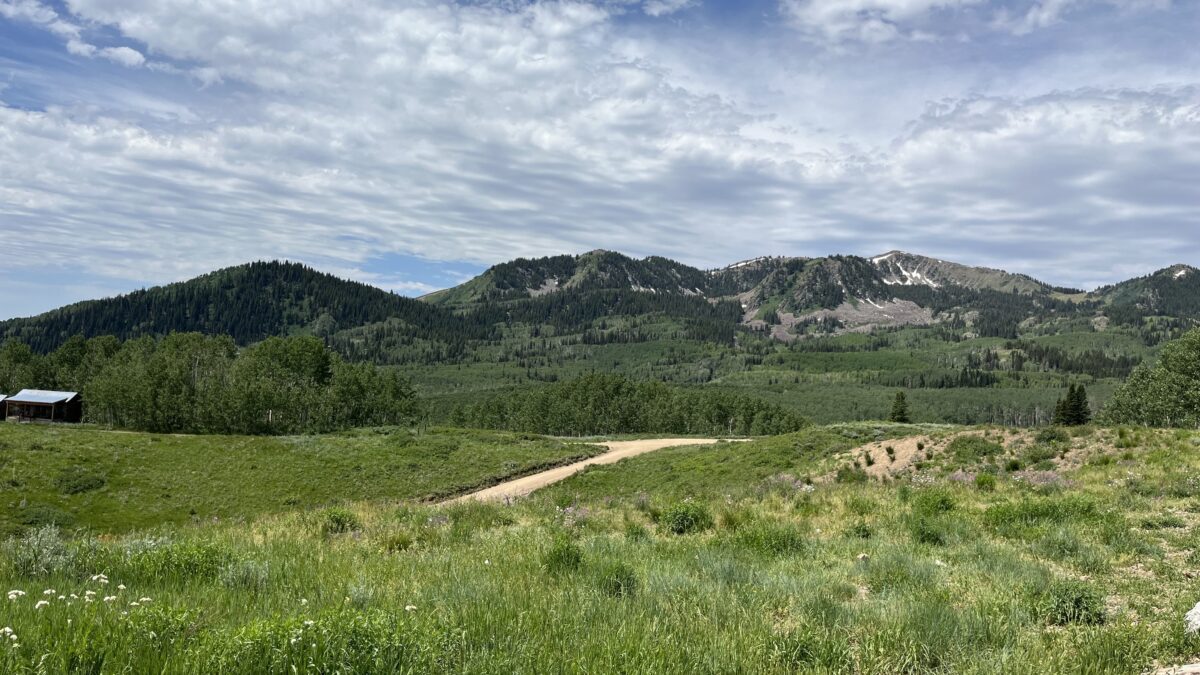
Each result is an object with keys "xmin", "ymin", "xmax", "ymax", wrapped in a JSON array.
[
  {"xmin": 6, "ymin": 252, "xmax": 1197, "ymax": 358},
  {"xmin": 422, "ymin": 250, "xmax": 719, "ymax": 307},
  {"xmin": 1091, "ymin": 264, "xmax": 1200, "ymax": 325},
  {"xmin": 870, "ymin": 251, "xmax": 1050, "ymax": 294},
  {"xmin": 0, "ymin": 261, "xmax": 473, "ymax": 353}
]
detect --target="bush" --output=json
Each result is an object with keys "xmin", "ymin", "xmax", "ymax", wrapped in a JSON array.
[
  {"xmin": 594, "ymin": 561, "xmax": 638, "ymax": 597},
  {"xmin": 1036, "ymin": 428, "xmax": 1071, "ymax": 445},
  {"xmin": 18, "ymin": 504, "xmax": 74, "ymax": 529},
  {"xmin": 911, "ymin": 489, "xmax": 956, "ymax": 516},
  {"xmin": 220, "ymin": 559, "xmax": 271, "ymax": 592},
  {"xmin": 733, "ymin": 521, "xmax": 808, "ymax": 556},
  {"xmin": 2, "ymin": 525, "xmax": 76, "ymax": 577},
  {"xmin": 321, "ymin": 507, "xmax": 363, "ymax": 535},
  {"xmin": 55, "ymin": 465, "xmax": 107, "ymax": 495},
  {"xmin": 659, "ymin": 501, "xmax": 713, "ymax": 535},
  {"xmin": 1038, "ymin": 579, "xmax": 1105, "ymax": 626},
  {"xmin": 542, "ymin": 538, "xmax": 584, "ymax": 575},
  {"xmin": 908, "ymin": 515, "xmax": 950, "ymax": 546},
  {"xmin": 975, "ymin": 473, "xmax": 997, "ymax": 492},
  {"xmin": 835, "ymin": 464, "xmax": 869, "ymax": 484},
  {"xmin": 948, "ymin": 436, "xmax": 1003, "ymax": 464}
]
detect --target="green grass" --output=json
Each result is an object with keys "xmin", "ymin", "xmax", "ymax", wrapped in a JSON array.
[
  {"xmin": 0, "ymin": 424, "xmax": 602, "ymax": 534},
  {"xmin": 3, "ymin": 424, "xmax": 1200, "ymax": 672}
]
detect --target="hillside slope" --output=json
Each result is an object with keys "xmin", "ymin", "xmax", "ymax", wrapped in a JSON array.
[{"xmin": 0, "ymin": 261, "xmax": 472, "ymax": 352}]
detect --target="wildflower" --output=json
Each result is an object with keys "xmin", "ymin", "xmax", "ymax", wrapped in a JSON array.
[
  {"xmin": 90, "ymin": 574, "xmax": 109, "ymax": 584},
  {"xmin": 103, "ymin": 596, "xmax": 117, "ymax": 603},
  {"xmin": 42, "ymin": 589, "xmax": 55, "ymax": 596},
  {"xmin": 57, "ymin": 595, "xmax": 65, "ymax": 601},
  {"xmin": 8, "ymin": 635, "xmax": 16, "ymax": 641},
  {"xmin": 69, "ymin": 594, "xmax": 78, "ymax": 600},
  {"xmin": 34, "ymin": 600, "xmax": 49, "ymax": 609},
  {"xmin": 6, "ymin": 590, "xmax": 25, "ymax": 601},
  {"xmin": 0, "ymin": 628, "xmax": 12, "ymax": 636},
  {"xmin": 303, "ymin": 620, "xmax": 314, "ymax": 627},
  {"xmin": 484, "ymin": 559, "xmax": 491, "ymax": 566},
  {"xmin": 129, "ymin": 602, "xmax": 140, "ymax": 607},
  {"xmin": 139, "ymin": 597, "xmax": 152, "ymax": 603},
  {"xmin": 299, "ymin": 598, "xmax": 308, "ymax": 606},
  {"xmin": 117, "ymin": 584, "xmax": 126, "ymax": 591},
  {"xmin": 85, "ymin": 590, "xmax": 96, "ymax": 596},
  {"xmin": 405, "ymin": 604, "xmax": 417, "ymax": 612}
]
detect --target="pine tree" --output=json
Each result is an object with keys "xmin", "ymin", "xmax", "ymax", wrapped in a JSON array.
[
  {"xmin": 1069, "ymin": 384, "xmax": 1091, "ymax": 425},
  {"xmin": 889, "ymin": 391, "xmax": 911, "ymax": 423},
  {"xmin": 1052, "ymin": 394, "xmax": 1069, "ymax": 426}
]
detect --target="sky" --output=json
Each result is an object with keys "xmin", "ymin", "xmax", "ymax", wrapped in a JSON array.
[{"xmin": 0, "ymin": 0, "xmax": 1198, "ymax": 319}]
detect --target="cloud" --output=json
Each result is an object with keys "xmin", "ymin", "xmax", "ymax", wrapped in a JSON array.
[
  {"xmin": 780, "ymin": 0, "xmax": 1171, "ymax": 43},
  {"xmin": 99, "ymin": 45, "xmax": 145, "ymax": 67},
  {"xmin": 0, "ymin": 0, "xmax": 1197, "ymax": 317},
  {"xmin": 642, "ymin": 0, "xmax": 698, "ymax": 17}
]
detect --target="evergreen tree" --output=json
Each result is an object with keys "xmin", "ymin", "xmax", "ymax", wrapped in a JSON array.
[
  {"xmin": 889, "ymin": 391, "xmax": 911, "ymax": 423},
  {"xmin": 1069, "ymin": 384, "xmax": 1091, "ymax": 425}
]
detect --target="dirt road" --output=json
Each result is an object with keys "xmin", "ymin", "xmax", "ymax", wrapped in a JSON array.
[{"xmin": 446, "ymin": 438, "xmax": 731, "ymax": 503}]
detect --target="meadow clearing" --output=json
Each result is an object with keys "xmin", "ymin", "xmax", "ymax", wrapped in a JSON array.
[{"xmin": 1, "ymin": 423, "xmax": 1200, "ymax": 672}]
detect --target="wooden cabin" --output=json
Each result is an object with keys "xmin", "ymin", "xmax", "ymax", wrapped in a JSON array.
[{"xmin": 3, "ymin": 390, "xmax": 83, "ymax": 423}]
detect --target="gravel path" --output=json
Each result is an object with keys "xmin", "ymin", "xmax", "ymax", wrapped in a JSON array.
[{"xmin": 445, "ymin": 438, "xmax": 731, "ymax": 503}]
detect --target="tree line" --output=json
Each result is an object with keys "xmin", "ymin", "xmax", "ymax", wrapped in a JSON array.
[
  {"xmin": 1105, "ymin": 328, "xmax": 1200, "ymax": 428},
  {"xmin": 0, "ymin": 333, "xmax": 421, "ymax": 435},
  {"xmin": 451, "ymin": 373, "xmax": 808, "ymax": 436}
]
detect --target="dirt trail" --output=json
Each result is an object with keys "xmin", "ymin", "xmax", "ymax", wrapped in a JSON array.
[{"xmin": 445, "ymin": 438, "xmax": 732, "ymax": 504}]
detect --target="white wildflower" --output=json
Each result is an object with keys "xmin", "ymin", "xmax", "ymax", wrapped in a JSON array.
[
  {"xmin": 139, "ymin": 597, "xmax": 152, "ymax": 603},
  {"xmin": 103, "ymin": 596, "xmax": 117, "ymax": 603},
  {"xmin": 57, "ymin": 595, "xmax": 65, "ymax": 601},
  {"xmin": 69, "ymin": 594, "xmax": 78, "ymax": 600},
  {"xmin": 405, "ymin": 605, "xmax": 417, "ymax": 612},
  {"xmin": 34, "ymin": 600, "xmax": 49, "ymax": 609},
  {"xmin": 303, "ymin": 620, "xmax": 314, "ymax": 627},
  {"xmin": 6, "ymin": 590, "xmax": 24, "ymax": 601},
  {"xmin": 299, "ymin": 598, "xmax": 308, "ymax": 606},
  {"xmin": 484, "ymin": 559, "xmax": 491, "ymax": 566},
  {"xmin": 934, "ymin": 559, "xmax": 947, "ymax": 567},
  {"xmin": 90, "ymin": 574, "xmax": 109, "ymax": 584},
  {"xmin": 42, "ymin": 589, "xmax": 55, "ymax": 596},
  {"xmin": 8, "ymin": 635, "xmax": 16, "ymax": 641},
  {"xmin": 0, "ymin": 627, "xmax": 11, "ymax": 635},
  {"xmin": 117, "ymin": 584, "xmax": 126, "ymax": 591}
]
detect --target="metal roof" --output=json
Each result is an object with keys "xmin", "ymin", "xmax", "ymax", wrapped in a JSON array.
[
  {"xmin": 7, "ymin": 389, "xmax": 80, "ymax": 405},
  {"xmin": 0, "ymin": 395, "xmax": 7, "ymax": 404}
]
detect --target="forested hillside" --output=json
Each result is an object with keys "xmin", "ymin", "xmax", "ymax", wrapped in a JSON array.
[
  {"xmin": 2, "ymin": 251, "xmax": 1197, "ymax": 429},
  {"xmin": 0, "ymin": 261, "xmax": 480, "ymax": 352}
]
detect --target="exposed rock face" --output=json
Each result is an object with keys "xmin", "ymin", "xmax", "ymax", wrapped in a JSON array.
[{"xmin": 1186, "ymin": 601, "xmax": 1200, "ymax": 634}]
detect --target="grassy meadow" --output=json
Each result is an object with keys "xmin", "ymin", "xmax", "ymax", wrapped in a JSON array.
[
  {"xmin": 3, "ymin": 423, "xmax": 1200, "ymax": 672},
  {"xmin": 0, "ymin": 424, "xmax": 602, "ymax": 534}
]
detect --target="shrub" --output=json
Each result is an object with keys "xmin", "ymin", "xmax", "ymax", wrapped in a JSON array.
[
  {"xmin": 220, "ymin": 559, "xmax": 271, "ymax": 592},
  {"xmin": 594, "ymin": 561, "xmax": 638, "ymax": 597},
  {"xmin": 948, "ymin": 436, "xmax": 1004, "ymax": 464},
  {"xmin": 2, "ymin": 525, "xmax": 76, "ymax": 577},
  {"xmin": 733, "ymin": 520, "xmax": 808, "ymax": 556},
  {"xmin": 55, "ymin": 465, "xmax": 107, "ymax": 495},
  {"xmin": 18, "ymin": 504, "xmax": 74, "ymax": 529},
  {"xmin": 908, "ymin": 515, "xmax": 950, "ymax": 546},
  {"xmin": 1036, "ymin": 428, "xmax": 1071, "ymax": 445},
  {"xmin": 659, "ymin": 501, "xmax": 713, "ymax": 535},
  {"xmin": 321, "ymin": 507, "xmax": 363, "ymax": 535},
  {"xmin": 975, "ymin": 473, "xmax": 997, "ymax": 492},
  {"xmin": 835, "ymin": 464, "xmax": 869, "ymax": 484},
  {"xmin": 381, "ymin": 531, "xmax": 415, "ymax": 553},
  {"xmin": 911, "ymin": 489, "xmax": 956, "ymax": 516},
  {"xmin": 623, "ymin": 516, "xmax": 650, "ymax": 542},
  {"xmin": 1038, "ymin": 579, "xmax": 1105, "ymax": 626},
  {"xmin": 542, "ymin": 538, "xmax": 584, "ymax": 575}
]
